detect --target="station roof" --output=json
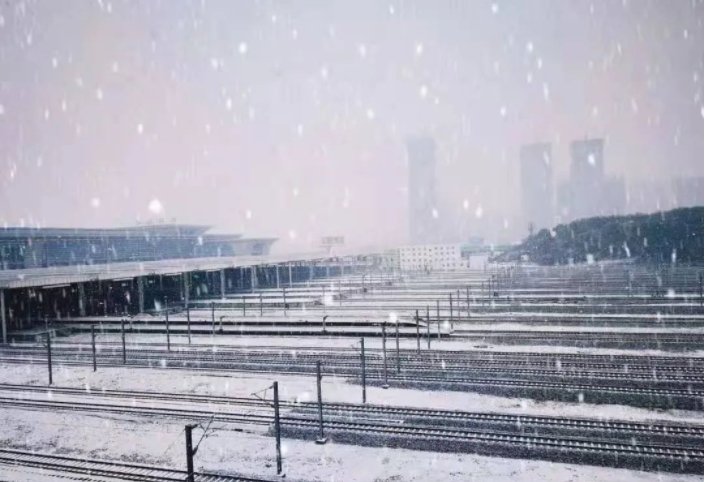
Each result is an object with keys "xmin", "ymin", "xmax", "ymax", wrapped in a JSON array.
[
  {"xmin": 0, "ymin": 224, "xmax": 215, "ymax": 239},
  {"xmin": 0, "ymin": 248, "xmax": 381, "ymax": 290}
]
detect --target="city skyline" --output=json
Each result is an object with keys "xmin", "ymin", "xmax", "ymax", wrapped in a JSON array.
[{"xmin": 0, "ymin": 1, "xmax": 702, "ymax": 251}]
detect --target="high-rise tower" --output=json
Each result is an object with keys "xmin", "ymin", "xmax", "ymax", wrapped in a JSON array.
[
  {"xmin": 407, "ymin": 137, "xmax": 437, "ymax": 244},
  {"xmin": 519, "ymin": 143, "xmax": 553, "ymax": 232}
]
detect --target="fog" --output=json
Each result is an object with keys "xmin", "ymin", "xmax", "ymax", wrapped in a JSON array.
[{"xmin": 0, "ymin": 0, "xmax": 703, "ymax": 252}]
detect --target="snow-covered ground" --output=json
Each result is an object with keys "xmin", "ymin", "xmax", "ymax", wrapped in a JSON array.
[{"xmin": 0, "ymin": 404, "xmax": 701, "ymax": 482}]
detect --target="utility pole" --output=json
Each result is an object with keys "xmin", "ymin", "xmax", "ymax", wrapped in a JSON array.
[
  {"xmin": 360, "ymin": 338, "xmax": 366, "ymax": 404},
  {"xmin": 186, "ymin": 305, "xmax": 192, "ymax": 345},
  {"xmin": 415, "ymin": 309, "xmax": 421, "ymax": 354},
  {"xmin": 395, "ymin": 320, "xmax": 400, "ymax": 374},
  {"xmin": 91, "ymin": 324, "xmax": 97, "ymax": 372},
  {"xmin": 426, "ymin": 306, "xmax": 431, "ymax": 350},
  {"xmin": 121, "ymin": 317, "xmax": 126, "ymax": 364},
  {"xmin": 315, "ymin": 360, "xmax": 327, "ymax": 444},
  {"xmin": 46, "ymin": 332, "xmax": 52, "ymax": 385},
  {"xmin": 211, "ymin": 302, "xmax": 215, "ymax": 334},
  {"xmin": 165, "ymin": 307, "xmax": 171, "ymax": 352},
  {"xmin": 448, "ymin": 293, "xmax": 453, "ymax": 331},
  {"xmin": 273, "ymin": 381, "xmax": 283, "ymax": 476},
  {"xmin": 466, "ymin": 286, "xmax": 470, "ymax": 317},
  {"xmin": 436, "ymin": 300, "xmax": 441, "ymax": 339},
  {"xmin": 381, "ymin": 324, "xmax": 389, "ymax": 389},
  {"xmin": 185, "ymin": 424, "xmax": 197, "ymax": 482}
]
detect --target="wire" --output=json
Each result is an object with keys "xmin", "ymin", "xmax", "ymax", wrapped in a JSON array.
[
  {"xmin": 158, "ymin": 426, "xmax": 186, "ymax": 458},
  {"xmin": 250, "ymin": 383, "xmax": 274, "ymax": 408},
  {"xmin": 192, "ymin": 415, "xmax": 215, "ymax": 454}
]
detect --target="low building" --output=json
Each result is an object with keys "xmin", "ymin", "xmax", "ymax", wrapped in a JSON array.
[{"xmin": 395, "ymin": 243, "xmax": 467, "ymax": 271}]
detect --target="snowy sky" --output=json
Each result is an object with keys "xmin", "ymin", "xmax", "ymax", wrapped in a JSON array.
[{"xmin": 0, "ymin": 0, "xmax": 703, "ymax": 250}]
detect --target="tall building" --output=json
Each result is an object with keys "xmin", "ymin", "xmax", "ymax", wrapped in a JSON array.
[
  {"xmin": 569, "ymin": 138, "xmax": 605, "ymax": 219},
  {"xmin": 407, "ymin": 137, "xmax": 437, "ymax": 244},
  {"xmin": 519, "ymin": 143, "xmax": 553, "ymax": 233}
]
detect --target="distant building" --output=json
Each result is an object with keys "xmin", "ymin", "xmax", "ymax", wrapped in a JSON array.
[
  {"xmin": 395, "ymin": 244, "xmax": 468, "ymax": 271},
  {"xmin": 0, "ymin": 224, "xmax": 276, "ymax": 270},
  {"xmin": 407, "ymin": 137, "xmax": 437, "ymax": 244},
  {"xmin": 519, "ymin": 143, "xmax": 553, "ymax": 232},
  {"xmin": 569, "ymin": 138, "xmax": 605, "ymax": 219}
]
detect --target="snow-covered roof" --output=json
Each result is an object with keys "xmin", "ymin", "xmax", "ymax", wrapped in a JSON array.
[{"xmin": 0, "ymin": 248, "xmax": 381, "ymax": 290}]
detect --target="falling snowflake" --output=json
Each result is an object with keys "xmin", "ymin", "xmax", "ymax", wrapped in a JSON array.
[{"xmin": 148, "ymin": 198, "xmax": 163, "ymax": 214}]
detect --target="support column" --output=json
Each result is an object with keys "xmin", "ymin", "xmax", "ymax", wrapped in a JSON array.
[
  {"xmin": 137, "ymin": 277, "xmax": 145, "ymax": 314},
  {"xmin": 250, "ymin": 266, "xmax": 257, "ymax": 292},
  {"xmin": 219, "ymin": 269, "xmax": 226, "ymax": 299},
  {"xmin": 78, "ymin": 283, "xmax": 86, "ymax": 317},
  {"xmin": 0, "ymin": 289, "xmax": 6, "ymax": 344},
  {"xmin": 309, "ymin": 264, "xmax": 314, "ymax": 281},
  {"xmin": 182, "ymin": 272, "xmax": 190, "ymax": 307},
  {"xmin": 275, "ymin": 266, "xmax": 280, "ymax": 289},
  {"xmin": 288, "ymin": 264, "xmax": 293, "ymax": 287}
]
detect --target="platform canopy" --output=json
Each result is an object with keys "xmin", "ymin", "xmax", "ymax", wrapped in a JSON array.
[{"xmin": 0, "ymin": 248, "xmax": 381, "ymax": 290}]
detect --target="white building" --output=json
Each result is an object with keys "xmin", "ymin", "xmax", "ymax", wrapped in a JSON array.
[{"xmin": 389, "ymin": 244, "xmax": 468, "ymax": 272}]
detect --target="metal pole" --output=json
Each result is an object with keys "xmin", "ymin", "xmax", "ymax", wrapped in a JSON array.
[
  {"xmin": 448, "ymin": 293, "xmax": 453, "ymax": 331},
  {"xmin": 211, "ymin": 301, "xmax": 216, "ymax": 335},
  {"xmin": 273, "ymin": 381, "xmax": 283, "ymax": 475},
  {"xmin": 316, "ymin": 360, "xmax": 327, "ymax": 443},
  {"xmin": 165, "ymin": 309, "xmax": 171, "ymax": 352},
  {"xmin": 415, "ymin": 309, "xmax": 420, "ymax": 354},
  {"xmin": 259, "ymin": 293, "xmax": 263, "ymax": 316},
  {"xmin": 395, "ymin": 320, "xmax": 400, "ymax": 374},
  {"xmin": 381, "ymin": 324, "xmax": 389, "ymax": 388},
  {"xmin": 46, "ymin": 332, "xmax": 52, "ymax": 385},
  {"xmin": 466, "ymin": 286, "xmax": 470, "ymax": 316},
  {"xmin": 426, "ymin": 306, "xmax": 431, "ymax": 350},
  {"xmin": 121, "ymin": 317, "xmax": 126, "ymax": 364},
  {"xmin": 185, "ymin": 424, "xmax": 195, "ymax": 482},
  {"xmin": 242, "ymin": 296, "xmax": 246, "ymax": 316},
  {"xmin": 186, "ymin": 305, "xmax": 192, "ymax": 344},
  {"xmin": 283, "ymin": 288, "xmax": 287, "ymax": 316},
  {"xmin": 211, "ymin": 302, "xmax": 215, "ymax": 335},
  {"xmin": 91, "ymin": 324, "xmax": 97, "ymax": 372},
  {"xmin": 360, "ymin": 337, "xmax": 367, "ymax": 403},
  {"xmin": 436, "ymin": 300, "xmax": 441, "ymax": 339}
]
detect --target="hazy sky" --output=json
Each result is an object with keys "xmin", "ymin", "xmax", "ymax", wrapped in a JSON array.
[{"xmin": 0, "ymin": 0, "xmax": 703, "ymax": 251}]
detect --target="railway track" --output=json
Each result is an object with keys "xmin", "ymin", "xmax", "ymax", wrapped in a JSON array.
[
  {"xmin": 0, "ymin": 388, "xmax": 701, "ymax": 474},
  {"xmin": 5, "ymin": 342, "xmax": 703, "ymax": 371},
  {"xmin": 0, "ymin": 448, "xmax": 271, "ymax": 481},
  {"xmin": 0, "ymin": 347, "xmax": 702, "ymax": 391},
  {"xmin": 1, "ymin": 344, "xmax": 702, "ymax": 383},
  {"xmin": 1, "ymin": 382, "xmax": 701, "ymax": 447},
  {"xmin": 0, "ymin": 357, "xmax": 704, "ymax": 410}
]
